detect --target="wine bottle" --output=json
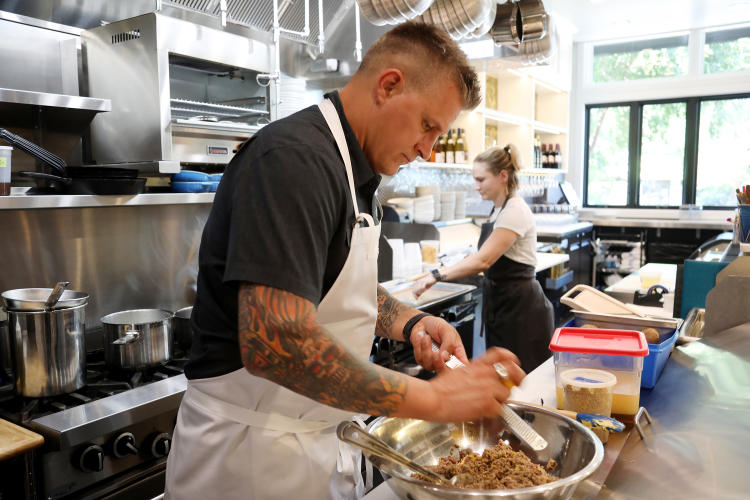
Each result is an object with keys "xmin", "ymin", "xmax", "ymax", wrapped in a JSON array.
[
  {"xmin": 541, "ymin": 144, "xmax": 548, "ymax": 168},
  {"xmin": 435, "ymin": 135, "xmax": 446, "ymax": 163},
  {"xmin": 445, "ymin": 129, "xmax": 455, "ymax": 164},
  {"xmin": 555, "ymin": 143, "xmax": 562, "ymax": 169},
  {"xmin": 455, "ymin": 128, "xmax": 466, "ymax": 164}
]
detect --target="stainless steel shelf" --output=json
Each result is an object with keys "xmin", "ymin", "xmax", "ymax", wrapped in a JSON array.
[
  {"xmin": 0, "ymin": 88, "xmax": 111, "ymax": 112},
  {"xmin": 0, "ymin": 191, "xmax": 215, "ymax": 210}
]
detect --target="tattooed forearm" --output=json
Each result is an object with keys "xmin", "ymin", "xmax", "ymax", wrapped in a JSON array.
[
  {"xmin": 376, "ymin": 285, "xmax": 413, "ymax": 340},
  {"xmin": 238, "ymin": 283, "xmax": 407, "ymax": 415}
]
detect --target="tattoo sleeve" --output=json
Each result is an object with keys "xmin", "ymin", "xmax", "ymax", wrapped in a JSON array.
[
  {"xmin": 376, "ymin": 285, "xmax": 419, "ymax": 341},
  {"xmin": 238, "ymin": 283, "xmax": 407, "ymax": 415}
]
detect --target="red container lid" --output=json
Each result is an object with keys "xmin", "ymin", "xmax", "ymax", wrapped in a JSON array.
[{"xmin": 549, "ymin": 327, "xmax": 648, "ymax": 356}]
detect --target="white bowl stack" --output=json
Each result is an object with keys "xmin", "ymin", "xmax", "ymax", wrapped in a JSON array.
[
  {"xmin": 387, "ymin": 197, "xmax": 415, "ymax": 221},
  {"xmin": 415, "ymin": 185, "xmax": 440, "ymax": 220},
  {"xmin": 413, "ymin": 195, "xmax": 435, "ymax": 223},
  {"xmin": 278, "ymin": 74, "xmax": 307, "ymax": 119},
  {"xmin": 440, "ymin": 191, "xmax": 456, "ymax": 221},
  {"xmin": 454, "ymin": 191, "xmax": 467, "ymax": 219}
]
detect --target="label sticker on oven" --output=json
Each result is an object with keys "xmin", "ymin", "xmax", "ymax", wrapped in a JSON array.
[{"xmin": 207, "ymin": 146, "xmax": 229, "ymax": 155}]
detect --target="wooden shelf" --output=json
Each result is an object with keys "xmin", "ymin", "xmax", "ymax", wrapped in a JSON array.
[
  {"xmin": 533, "ymin": 121, "xmax": 567, "ymax": 135},
  {"xmin": 520, "ymin": 168, "xmax": 568, "ymax": 175},
  {"xmin": 480, "ymin": 107, "xmax": 529, "ymax": 126}
]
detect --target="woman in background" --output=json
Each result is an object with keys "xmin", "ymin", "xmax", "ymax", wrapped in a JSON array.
[{"xmin": 414, "ymin": 145, "xmax": 553, "ymax": 372}]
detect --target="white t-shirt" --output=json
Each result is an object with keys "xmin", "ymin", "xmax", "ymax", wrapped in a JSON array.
[{"xmin": 490, "ymin": 196, "xmax": 537, "ymax": 268}]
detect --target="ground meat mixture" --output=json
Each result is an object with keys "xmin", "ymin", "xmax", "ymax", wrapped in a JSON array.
[{"xmin": 414, "ymin": 442, "xmax": 558, "ymax": 490}]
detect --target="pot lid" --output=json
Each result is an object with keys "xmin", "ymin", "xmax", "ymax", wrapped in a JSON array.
[{"xmin": 2, "ymin": 288, "xmax": 89, "ymax": 311}]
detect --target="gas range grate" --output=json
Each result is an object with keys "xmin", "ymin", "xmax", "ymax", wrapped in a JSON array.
[{"xmin": 0, "ymin": 352, "xmax": 188, "ymax": 423}]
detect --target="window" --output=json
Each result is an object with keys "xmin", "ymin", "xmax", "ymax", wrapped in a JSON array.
[
  {"xmin": 639, "ymin": 103, "xmax": 686, "ymax": 206},
  {"xmin": 696, "ymin": 96, "xmax": 750, "ymax": 206},
  {"xmin": 704, "ymin": 26, "xmax": 750, "ymax": 74},
  {"xmin": 593, "ymin": 35, "xmax": 689, "ymax": 83},
  {"xmin": 586, "ymin": 106, "xmax": 630, "ymax": 205},
  {"xmin": 585, "ymin": 94, "xmax": 750, "ymax": 208}
]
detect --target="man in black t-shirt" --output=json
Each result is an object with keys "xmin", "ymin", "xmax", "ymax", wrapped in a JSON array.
[{"xmin": 166, "ymin": 22, "xmax": 525, "ymax": 500}]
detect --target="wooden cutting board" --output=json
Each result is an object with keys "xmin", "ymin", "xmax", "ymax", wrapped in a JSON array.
[{"xmin": 0, "ymin": 418, "xmax": 44, "ymax": 461}]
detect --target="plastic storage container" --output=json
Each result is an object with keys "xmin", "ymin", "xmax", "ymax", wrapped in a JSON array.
[
  {"xmin": 550, "ymin": 327, "xmax": 648, "ymax": 417},
  {"xmin": 560, "ymin": 368, "xmax": 616, "ymax": 442},
  {"xmin": 641, "ymin": 329, "xmax": 678, "ymax": 388},
  {"xmin": 564, "ymin": 316, "xmax": 680, "ymax": 389}
]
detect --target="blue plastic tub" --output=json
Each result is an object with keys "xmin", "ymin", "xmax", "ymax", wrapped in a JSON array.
[
  {"xmin": 563, "ymin": 319, "xmax": 678, "ymax": 388},
  {"xmin": 640, "ymin": 329, "xmax": 678, "ymax": 388}
]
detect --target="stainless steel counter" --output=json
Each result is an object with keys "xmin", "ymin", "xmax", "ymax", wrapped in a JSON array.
[
  {"xmin": 536, "ymin": 221, "xmax": 594, "ymax": 239},
  {"xmin": 584, "ymin": 217, "xmax": 732, "ymax": 230},
  {"xmin": 363, "ymin": 322, "xmax": 750, "ymax": 499},
  {"xmin": 0, "ymin": 192, "xmax": 215, "ymax": 209}
]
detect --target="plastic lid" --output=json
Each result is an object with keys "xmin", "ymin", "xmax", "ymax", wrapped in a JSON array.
[
  {"xmin": 0, "ymin": 146, "xmax": 12, "ymax": 150},
  {"xmin": 549, "ymin": 327, "xmax": 648, "ymax": 357},
  {"xmin": 560, "ymin": 368, "xmax": 617, "ymax": 388}
]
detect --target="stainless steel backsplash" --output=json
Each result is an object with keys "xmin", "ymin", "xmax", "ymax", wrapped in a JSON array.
[{"xmin": 0, "ymin": 203, "xmax": 210, "ymax": 329}]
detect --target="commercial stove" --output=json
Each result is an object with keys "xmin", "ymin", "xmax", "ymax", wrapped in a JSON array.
[{"xmin": 0, "ymin": 348, "xmax": 188, "ymax": 500}]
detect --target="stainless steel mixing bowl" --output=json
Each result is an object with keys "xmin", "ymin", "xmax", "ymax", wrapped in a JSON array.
[{"xmin": 365, "ymin": 402, "xmax": 604, "ymax": 499}]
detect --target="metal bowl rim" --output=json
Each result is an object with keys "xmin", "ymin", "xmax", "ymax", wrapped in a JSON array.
[{"xmin": 366, "ymin": 403, "xmax": 605, "ymax": 496}]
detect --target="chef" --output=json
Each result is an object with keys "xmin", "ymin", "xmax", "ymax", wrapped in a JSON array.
[
  {"xmin": 165, "ymin": 22, "xmax": 525, "ymax": 500},
  {"xmin": 414, "ymin": 145, "xmax": 554, "ymax": 372}
]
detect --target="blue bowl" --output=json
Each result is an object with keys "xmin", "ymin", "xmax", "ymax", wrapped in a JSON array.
[
  {"xmin": 206, "ymin": 181, "xmax": 219, "ymax": 192},
  {"xmin": 172, "ymin": 170, "xmax": 210, "ymax": 182},
  {"xmin": 207, "ymin": 173, "xmax": 223, "ymax": 182},
  {"xmin": 172, "ymin": 181, "xmax": 209, "ymax": 193}
]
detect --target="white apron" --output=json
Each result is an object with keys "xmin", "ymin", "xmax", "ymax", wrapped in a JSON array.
[{"xmin": 165, "ymin": 98, "xmax": 380, "ymax": 500}]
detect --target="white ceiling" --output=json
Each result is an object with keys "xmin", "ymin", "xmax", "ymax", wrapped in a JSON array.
[{"xmin": 542, "ymin": 0, "xmax": 750, "ymax": 41}]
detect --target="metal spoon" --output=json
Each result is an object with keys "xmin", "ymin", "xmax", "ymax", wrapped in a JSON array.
[
  {"xmin": 336, "ymin": 421, "xmax": 474, "ymax": 487},
  {"xmin": 45, "ymin": 281, "xmax": 70, "ymax": 310}
]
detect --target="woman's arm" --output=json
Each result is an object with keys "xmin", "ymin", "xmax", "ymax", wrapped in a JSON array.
[{"xmin": 413, "ymin": 227, "xmax": 518, "ymax": 296}]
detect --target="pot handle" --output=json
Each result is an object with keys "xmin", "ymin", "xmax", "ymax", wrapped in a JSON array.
[{"xmin": 113, "ymin": 330, "xmax": 140, "ymax": 345}]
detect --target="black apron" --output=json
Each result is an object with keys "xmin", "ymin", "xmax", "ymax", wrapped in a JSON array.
[{"xmin": 479, "ymin": 203, "xmax": 554, "ymax": 373}]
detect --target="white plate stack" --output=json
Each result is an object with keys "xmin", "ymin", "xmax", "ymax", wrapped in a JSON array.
[
  {"xmin": 413, "ymin": 195, "xmax": 435, "ymax": 223},
  {"xmin": 278, "ymin": 74, "xmax": 307, "ymax": 119},
  {"xmin": 440, "ymin": 191, "xmax": 456, "ymax": 221},
  {"xmin": 454, "ymin": 191, "xmax": 466, "ymax": 219},
  {"xmin": 416, "ymin": 185, "xmax": 440, "ymax": 219}
]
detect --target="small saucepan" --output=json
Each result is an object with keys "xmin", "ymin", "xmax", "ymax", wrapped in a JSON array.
[{"xmin": 101, "ymin": 309, "xmax": 173, "ymax": 370}]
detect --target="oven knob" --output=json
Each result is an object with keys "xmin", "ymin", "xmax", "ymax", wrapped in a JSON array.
[
  {"xmin": 77, "ymin": 444, "xmax": 104, "ymax": 473},
  {"xmin": 148, "ymin": 432, "xmax": 172, "ymax": 458},
  {"xmin": 112, "ymin": 432, "xmax": 139, "ymax": 458}
]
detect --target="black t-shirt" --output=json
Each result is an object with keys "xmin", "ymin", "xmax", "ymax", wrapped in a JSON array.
[{"xmin": 184, "ymin": 92, "xmax": 381, "ymax": 380}]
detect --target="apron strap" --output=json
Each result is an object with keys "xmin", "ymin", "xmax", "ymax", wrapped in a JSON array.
[
  {"xmin": 185, "ymin": 385, "xmax": 337, "ymax": 434},
  {"xmin": 318, "ymin": 99, "xmax": 366, "ymax": 224}
]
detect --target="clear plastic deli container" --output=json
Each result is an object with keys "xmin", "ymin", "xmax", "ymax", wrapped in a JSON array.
[{"xmin": 549, "ymin": 327, "xmax": 648, "ymax": 417}]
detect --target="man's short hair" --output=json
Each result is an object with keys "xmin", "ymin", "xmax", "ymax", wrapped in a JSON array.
[{"xmin": 358, "ymin": 22, "xmax": 481, "ymax": 110}]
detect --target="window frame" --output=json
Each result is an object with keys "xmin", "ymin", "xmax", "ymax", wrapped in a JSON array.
[{"xmin": 583, "ymin": 92, "xmax": 750, "ymax": 209}]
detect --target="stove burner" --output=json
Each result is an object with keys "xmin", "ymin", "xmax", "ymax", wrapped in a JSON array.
[{"xmin": 0, "ymin": 350, "xmax": 188, "ymax": 423}]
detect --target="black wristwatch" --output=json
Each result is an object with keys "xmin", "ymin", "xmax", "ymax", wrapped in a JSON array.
[{"xmin": 431, "ymin": 268, "xmax": 444, "ymax": 282}]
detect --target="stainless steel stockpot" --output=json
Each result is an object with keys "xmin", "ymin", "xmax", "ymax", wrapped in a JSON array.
[
  {"xmin": 7, "ymin": 304, "xmax": 87, "ymax": 397},
  {"xmin": 101, "ymin": 309, "xmax": 173, "ymax": 370}
]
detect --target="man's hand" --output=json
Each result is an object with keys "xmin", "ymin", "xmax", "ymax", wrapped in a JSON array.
[
  {"xmin": 408, "ymin": 315, "xmax": 468, "ymax": 372},
  {"xmin": 421, "ymin": 347, "xmax": 525, "ymax": 422}
]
